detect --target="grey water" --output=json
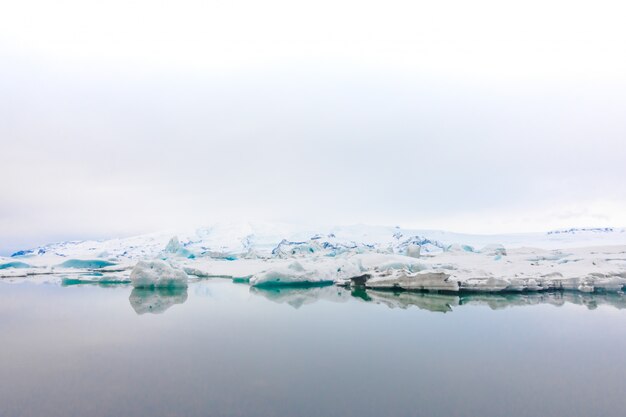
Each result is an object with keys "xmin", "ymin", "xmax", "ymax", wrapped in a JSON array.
[{"xmin": 1, "ymin": 279, "xmax": 626, "ymax": 417}]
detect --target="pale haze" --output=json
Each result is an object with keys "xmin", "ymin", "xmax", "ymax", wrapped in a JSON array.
[{"xmin": 1, "ymin": 0, "xmax": 626, "ymax": 255}]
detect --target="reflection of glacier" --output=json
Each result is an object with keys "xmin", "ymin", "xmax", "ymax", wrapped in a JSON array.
[
  {"xmin": 353, "ymin": 289, "xmax": 457, "ymax": 313},
  {"xmin": 129, "ymin": 287, "xmax": 188, "ymax": 314},
  {"xmin": 359, "ymin": 290, "xmax": 626, "ymax": 313},
  {"xmin": 250, "ymin": 285, "xmax": 351, "ymax": 309},
  {"xmin": 250, "ymin": 285, "xmax": 626, "ymax": 312},
  {"xmin": 460, "ymin": 291, "xmax": 626, "ymax": 311},
  {"xmin": 193, "ymin": 283, "xmax": 213, "ymax": 298}
]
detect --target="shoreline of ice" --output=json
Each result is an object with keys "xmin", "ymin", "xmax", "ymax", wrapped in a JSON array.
[{"xmin": 2, "ymin": 224, "xmax": 625, "ymax": 294}]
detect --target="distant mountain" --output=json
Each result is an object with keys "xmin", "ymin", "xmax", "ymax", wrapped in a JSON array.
[
  {"xmin": 8, "ymin": 223, "xmax": 626, "ymax": 262},
  {"xmin": 546, "ymin": 227, "xmax": 622, "ymax": 235}
]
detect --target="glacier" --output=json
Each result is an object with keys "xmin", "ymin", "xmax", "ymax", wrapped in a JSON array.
[{"xmin": 1, "ymin": 223, "xmax": 626, "ymax": 295}]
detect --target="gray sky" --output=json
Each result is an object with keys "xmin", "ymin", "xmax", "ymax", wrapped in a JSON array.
[{"xmin": 1, "ymin": 0, "xmax": 626, "ymax": 254}]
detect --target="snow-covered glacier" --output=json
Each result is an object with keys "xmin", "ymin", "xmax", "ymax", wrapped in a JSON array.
[{"xmin": 2, "ymin": 223, "xmax": 626, "ymax": 295}]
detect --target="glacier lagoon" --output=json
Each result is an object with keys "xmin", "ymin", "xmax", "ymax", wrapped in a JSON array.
[{"xmin": 1, "ymin": 278, "xmax": 626, "ymax": 417}]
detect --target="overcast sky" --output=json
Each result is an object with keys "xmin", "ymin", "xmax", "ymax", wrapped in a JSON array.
[{"xmin": 1, "ymin": 0, "xmax": 626, "ymax": 254}]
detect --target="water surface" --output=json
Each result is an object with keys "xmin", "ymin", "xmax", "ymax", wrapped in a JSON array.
[{"xmin": 1, "ymin": 279, "xmax": 625, "ymax": 417}]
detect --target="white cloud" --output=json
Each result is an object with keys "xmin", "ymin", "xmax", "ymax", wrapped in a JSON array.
[{"xmin": 1, "ymin": 0, "xmax": 626, "ymax": 253}]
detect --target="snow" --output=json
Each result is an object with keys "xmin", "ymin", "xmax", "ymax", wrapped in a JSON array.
[{"xmin": 2, "ymin": 222, "xmax": 626, "ymax": 294}]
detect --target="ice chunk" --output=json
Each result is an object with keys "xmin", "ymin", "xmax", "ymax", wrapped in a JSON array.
[
  {"xmin": 0, "ymin": 261, "xmax": 32, "ymax": 269},
  {"xmin": 396, "ymin": 235, "xmax": 449, "ymax": 255},
  {"xmin": 481, "ymin": 244, "xmax": 507, "ymax": 256},
  {"xmin": 163, "ymin": 236, "xmax": 195, "ymax": 258},
  {"xmin": 460, "ymin": 277, "xmax": 511, "ymax": 292},
  {"xmin": 271, "ymin": 239, "xmax": 321, "ymax": 258},
  {"xmin": 578, "ymin": 282, "xmax": 595, "ymax": 293},
  {"xmin": 182, "ymin": 266, "xmax": 215, "ymax": 278},
  {"xmin": 250, "ymin": 261, "xmax": 334, "ymax": 287},
  {"xmin": 354, "ymin": 253, "xmax": 423, "ymax": 273},
  {"xmin": 405, "ymin": 244, "xmax": 421, "ymax": 258},
  {"xmin": 592, "ymin": 276, "xmax": 626, "ymax": 291},
  {"xmin": 164, "ymin": 236, "xmax": 182, "ymax": 253},
  {"xmin": 61, "ymin": 272, "xmax": 131, "ymax": 285},
  {"xmin": 130, "ymin": 260, "xmax": 188, "ymax": 288},
  {"xmin": 249, "ymin": 255, "xmax": 369, "ymax": 287},
  {"xmin": 447, "ymin": 244, "xmax": 475, "ymax": 252},
  {"xmin": 58, "ymin": 259, "xmax": 117, "ymax": 269},
  {"xmin": 366, "ymin": 269, "xmax": 460, "ymax": 292}
]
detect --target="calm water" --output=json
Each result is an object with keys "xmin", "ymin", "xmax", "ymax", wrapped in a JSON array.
[{"xmin": 1, "ymin": 279, "xmax": 626, "ymax": 417}]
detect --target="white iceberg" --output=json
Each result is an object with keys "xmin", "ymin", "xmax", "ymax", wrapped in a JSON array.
[
  {"xmin": 249, "ymin": 260, "xmax": 338, "ymax": 287},
  {"xmin": 405, "ymin": 243, "xmax": 421, "ymax": 258},
  {"xmin": 365, "ymin": 269, "xmax": 460, "ymax": 292},
  {"xmin": 4, "ymin": 222, "xmax": 626, "ymax": 295},
  {"xmin": 164, "ymin": 236, "xmax": 182, "ymax": 253},
  {"xmin": 130, "ymin": 260, "xmax": 188, "ymax": 288}
]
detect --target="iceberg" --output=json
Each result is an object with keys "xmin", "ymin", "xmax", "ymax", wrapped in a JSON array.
[
  {"xmin": 249, "ymin": 261, "xmax": 336, "ymax": 287},
  {"xmin": 61, "ymin": 272, "xmax": 131, "ymax": 285},
  {"xmin": 164, "ymin": 236, "xmax": 182, "ymax": 253},
  {"xmin": 58, "ymin": 259, "xmax": 117, "ymax": 269},
  {"xmin": 365, "ymin": 269, "xmax": 460, "ymax": 292},
  {"xmin": 130, "ymin": 260, "xmax": 188, "ymax": 288},
  {"xmin": 405, "ymin": 244, "xmax": 421, "ymax": 258},
  {"xmin": 3, "ymin": 222, "xmax": 626, "ymax": 295},
  {"xmin": 0, "ymin": 261, "xmax": 32, "ymax": 269}
]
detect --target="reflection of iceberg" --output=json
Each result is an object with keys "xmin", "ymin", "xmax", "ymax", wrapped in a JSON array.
[
  {"xmin": 250, "ymin": 285, "xmax": 350, "ymax": 309},
  {"xmin": 357, "ymin": 289, "xmax": 458, "ymax": 312},
  {"xmin": 459, "ymin": 292, "xmax": 562, "ymax": 310},
  {"xmin": 459, "ymin": 291, "xmax": 626, "ymax": 311},
  {"xmin": 359, "ymin": 289, "xmax": 626, "ymax": 312},
  {"xmin": 251, "ymin": 284, "xmax": 626, "ymax": 313},
  {"xmin": 194, "ymin": 283, "xmax": 213, "ymax": 297},
  {"xmin": 129, "ymin": 287, "xmax": 188, "ymax": 314}
]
